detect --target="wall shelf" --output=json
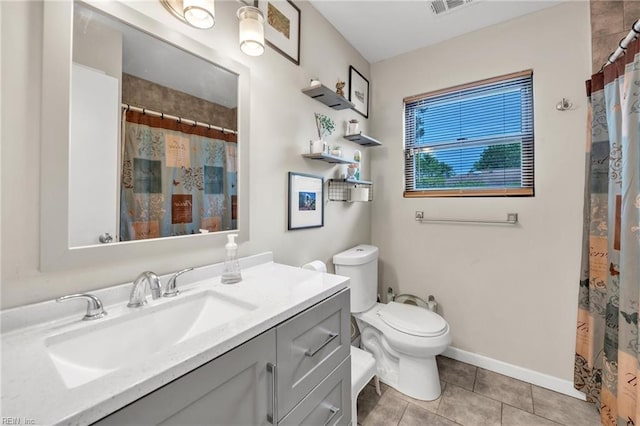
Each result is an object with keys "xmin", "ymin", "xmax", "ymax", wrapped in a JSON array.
[
  {"xmin": 302, "ymin": 153, "xmax": 355, "ymax": 164},
  {"xmin": 328, "ymin": 179, "xmax": 373, "ymax": 202},
  {"xmin": 343, "ymin": 133, "xmax": 382, "ymax": 147},
  {"xmin": 302, "ymin": 84, "xmax": 354, "ymax": 110}
]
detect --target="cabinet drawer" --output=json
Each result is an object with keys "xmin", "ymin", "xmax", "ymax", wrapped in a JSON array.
[
  {"xmin": 276, "ymin": 289, "xmax": 350, "ymax": 420},
  {"xmin": 279, "ymin": 356, "xmax": 351, "ymax": 426}
]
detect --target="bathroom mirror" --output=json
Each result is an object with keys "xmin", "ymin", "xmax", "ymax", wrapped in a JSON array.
[{"xmin": 41, "ymin": 0, "xmax": 250, "ymax": 271}]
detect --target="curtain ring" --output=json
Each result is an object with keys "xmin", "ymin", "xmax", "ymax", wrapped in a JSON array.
[
  {"xmin": 178, "ymin": 117, "xmax": 182, "ymax": 124},
  {"xmin": 208, "ymin": 124, "xmax": 211, "ymax": 130},
  {"xmin": 619, "ymin": 38, "xmax": 628, "ymax": 50},
  {"xmin": 142, "ymin": 108, "xmax": 146, "ymax": 115},
  {"xmin": 160, "ymin": 112, "xmax": 164, "ymax": 119},
  {"xmin": 222, "ymin": 127, "xmax": 227, "ymax": 134},
  {"xmin": 126, "ymin": 104, "xmax": 130, "ymax": 112},
  {"xmin": 193, "ymin": 120, "xmax": 198, "ymax": 127}
]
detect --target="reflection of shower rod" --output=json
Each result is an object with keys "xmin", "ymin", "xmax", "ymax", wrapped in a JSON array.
[{"xmin": 122, "ymin": 103, "xmax": 238, "ymax": 135}]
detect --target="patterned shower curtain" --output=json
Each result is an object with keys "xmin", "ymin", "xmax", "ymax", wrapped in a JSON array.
[
  {"xmin": 120, "ymin": 110, "xmax": 237, "ymax": 241},
  {"xmin": 575, "ymin": 38, "xmax": 640, "ymax": 425}
]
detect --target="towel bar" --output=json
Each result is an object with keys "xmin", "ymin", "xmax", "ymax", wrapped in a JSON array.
[{"xmin": 415, "ymin": 212, "xmax": 518, "ymax": 224}]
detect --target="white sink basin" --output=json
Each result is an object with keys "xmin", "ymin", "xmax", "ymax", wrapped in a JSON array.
[{"xmin": 45, "ymin": 290, "xmax": 257, "ymax": 388}]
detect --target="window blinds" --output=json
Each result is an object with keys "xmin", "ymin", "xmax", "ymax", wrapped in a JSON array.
[{"xmin": 403, "ymin": 70, "xmax": 534, "ymax": 197}]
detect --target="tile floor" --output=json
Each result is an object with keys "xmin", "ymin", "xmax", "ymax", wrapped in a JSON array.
[{"xmin": 356, "ymin": 356, "xmax": 601, "ymax": 426}]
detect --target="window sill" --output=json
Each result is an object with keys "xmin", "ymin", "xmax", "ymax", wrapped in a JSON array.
[{"xmin": 403, "ymin": 188, "xmax": 534, "ymax": 198}]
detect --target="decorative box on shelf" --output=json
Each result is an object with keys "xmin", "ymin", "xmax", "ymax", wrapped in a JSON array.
[
  {"xmin": 343, "ymin": 133, "xmax": 382, "ymax": 147},
  {"xmin": 302, "ymin": 153, "xmax": 354, "ymax": 164},
  {"xmin": 302, "ymin": 84, "xmax": 354, "ymax": 110},
  {"xmin": 328, "ymin": 179, "xmax": 373, "ymax": 202}
]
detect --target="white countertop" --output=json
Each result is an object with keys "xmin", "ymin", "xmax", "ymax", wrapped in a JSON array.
[{"xmin": 1, "ymin": 253, "xmax": 348, "ymax": 425}]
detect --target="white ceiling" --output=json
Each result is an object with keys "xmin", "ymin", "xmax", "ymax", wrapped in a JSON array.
[
  {"xmin": 75, "ymin": 3, "xmax": 238, "ymax": 108},
  {"xmin": 309, "ymin": 0, "xmax": 565, "ymax": 63},
  {"xmin": 122, "ymin": 28, "xmax": 238, "ymax": 109}
]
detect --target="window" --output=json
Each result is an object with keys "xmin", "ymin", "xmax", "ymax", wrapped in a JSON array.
[{"xmin": 403, "ymin": 70, "xmax": 534, "ymax": 197}]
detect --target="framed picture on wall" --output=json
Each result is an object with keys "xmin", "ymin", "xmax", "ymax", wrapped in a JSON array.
[
  {"xmin": 349, "ymin": 65, "xmax": 369, "ymax": 118},
  {"xmin": 288, "ymin": 172, "xmax": 324, "ymax": 230},
  {"xmin": 256, "ymin": 0, "xmax": 301, "ymax": 65}
]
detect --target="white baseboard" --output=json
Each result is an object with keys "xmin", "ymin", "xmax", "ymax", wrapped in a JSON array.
[{"xmin": 442, "ymin": 347, "xmax": 586, "ymax": 401}]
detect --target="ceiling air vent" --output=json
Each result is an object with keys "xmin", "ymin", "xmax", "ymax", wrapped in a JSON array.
[{"xmin": 429, "ymin": 0, "xmax": 474, "ymax": 16}]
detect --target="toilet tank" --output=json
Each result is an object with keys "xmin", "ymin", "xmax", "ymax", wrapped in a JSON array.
[{"xmin": 333, "ymin": 245, "xmax": 378, "ymax": 313}]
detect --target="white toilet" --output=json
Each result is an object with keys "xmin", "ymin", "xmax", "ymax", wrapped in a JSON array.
[{"xmin": 333, "ymin": 244, "xmax": 452, "ymax": 401}]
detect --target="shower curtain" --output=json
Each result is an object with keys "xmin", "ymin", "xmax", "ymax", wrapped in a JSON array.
[
  {"xmin": 120, "ymin": 110, "xmax": 238, "ymax": 241},
  {"xmin": 575, "ymin": 38, "xmax": 640, "ymax": 425}
]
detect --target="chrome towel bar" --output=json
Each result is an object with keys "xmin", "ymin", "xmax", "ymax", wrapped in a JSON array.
[{"xmin": 415, "ymin": 211, "xmax": 518, "ymax": 225}]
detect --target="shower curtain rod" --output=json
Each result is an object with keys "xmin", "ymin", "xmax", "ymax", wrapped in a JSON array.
[
  {"xmin": 601, "ymin": 18, "xmax": 640, "ymax": 71},
  {"xmin": 122, "ymin": 103, "xmax": 238, "ymax": 135}
]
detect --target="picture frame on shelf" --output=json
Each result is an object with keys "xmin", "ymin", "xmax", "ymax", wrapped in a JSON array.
[
  {"xmin": 256, "ymin": 0, "xmax": 301, "ymax": 65},
  {"xmin": 349, "ymin": 65, "xmax": 369, "ymax": 118},
  {"xmin": 288, "ymin": 172, "xmax": 324, "ymax": 230}
]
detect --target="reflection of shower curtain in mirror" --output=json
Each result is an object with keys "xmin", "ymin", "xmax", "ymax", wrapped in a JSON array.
[{"xmin": 120, "ymin": 110, "xmax": 237, "ymax": 241}]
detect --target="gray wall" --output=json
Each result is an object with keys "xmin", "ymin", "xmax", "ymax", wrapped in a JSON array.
[{"xmin": 590, "ymin": 0, "xmax": 640, "ymax": 73}]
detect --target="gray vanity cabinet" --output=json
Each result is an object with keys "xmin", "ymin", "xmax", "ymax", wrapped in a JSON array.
[
  {"xmin": 95, "ymin": 328, "xmax": 276, "ymax": 426},
  {"xmin": 94, "ymin": 289, "xmax": 350, "ymax": 426}
]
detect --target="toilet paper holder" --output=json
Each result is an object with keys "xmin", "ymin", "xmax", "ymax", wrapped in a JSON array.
[{"xmin": 348, "ymin": 187, "xmax": 369, "ymax": 202}]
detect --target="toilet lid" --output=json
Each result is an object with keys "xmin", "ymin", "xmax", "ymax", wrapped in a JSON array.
[{"xmin": 377, "ymin": 302, "xmax": 447, "ymax": 337}]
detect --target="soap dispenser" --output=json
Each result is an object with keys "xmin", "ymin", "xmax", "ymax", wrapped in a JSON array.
[{"xmin": 221, "ymin": 234, "xmax": 242, "ymax": 284}]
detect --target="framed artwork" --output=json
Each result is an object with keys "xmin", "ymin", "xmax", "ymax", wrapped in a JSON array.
[
  {"xmin": 288, "ymin": 172, "xmax": 323, "ymax": 230},
  {"xmin": 349, "ymin": 65, "xmax": 369, "ymax": 118},
  {"xmin": 256, "ymin": 0, "xmax": 301, "ymax": 65}
]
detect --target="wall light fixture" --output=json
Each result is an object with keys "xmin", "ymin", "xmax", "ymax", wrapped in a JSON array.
[{"xmin": 237, "ymin": 6, "xmax": 265, "ymax": 56}]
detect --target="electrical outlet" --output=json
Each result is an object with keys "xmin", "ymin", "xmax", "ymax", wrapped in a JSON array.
[{"xmin": 415, "ymin": 211, "xmax": 424, "ymax": 220}]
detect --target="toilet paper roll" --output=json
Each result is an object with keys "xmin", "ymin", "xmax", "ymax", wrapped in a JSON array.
[
  {"xmin": 301, "ymin": 260, "xmax": 327, "ymax": 272},
  {"xmin": 348, "ymin": 187, "xmax": 369, "ymax": 202}
]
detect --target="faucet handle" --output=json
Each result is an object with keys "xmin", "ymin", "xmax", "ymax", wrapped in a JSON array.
[
  {"xmin": 164, "ymin": 268, "xmax": 194, "ymax": 297},
  {"xmin": 56, "ymin": 293, "xmax": 107, "ymax": 321}
]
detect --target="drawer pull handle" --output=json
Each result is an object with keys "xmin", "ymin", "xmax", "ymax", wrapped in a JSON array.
[
  {"xmin": 324, "ymin": 406, "xmax": 340, "ymax": 426},
  {"xmin": 266, "ymin": 362, "xmax": 277, "ymax": 424},
  {"xmin": 305, "ymin": 332, "xmax": 338, "ymax": 357}
]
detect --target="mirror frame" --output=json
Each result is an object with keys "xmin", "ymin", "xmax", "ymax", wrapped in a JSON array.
[{"xmin": 41, "ymin": 0, "xmax": 250, "ymax": 271}]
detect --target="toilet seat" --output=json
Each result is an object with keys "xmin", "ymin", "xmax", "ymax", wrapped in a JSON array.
[
  {"xmin": 355, "ymin": 303, "xmax": 451, "ymax": 358},
  {"xmin": 378, "ymin": 302, "xmax": 447, "ymax": 337}
]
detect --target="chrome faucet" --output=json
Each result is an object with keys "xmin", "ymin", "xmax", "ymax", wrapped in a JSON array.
[
  {"xmin": 164, "ymin": 268, "xmax": 194, "ymax": 298},
  {"xmin": 127, "ymin": 271, "xmax": 162, "ymax": 308},
  {"xmin": 56, "ymin": 293, "xmax": 107, "ymax": 320}
]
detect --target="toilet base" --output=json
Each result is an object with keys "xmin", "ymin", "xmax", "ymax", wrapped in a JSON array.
[
  {"xmin": 397, "ymin": 355, "xmax": 441, "ymax": 401},
  {"xmin": 366, "ymin": 348, "xmax": 442, "ymax": 401}
]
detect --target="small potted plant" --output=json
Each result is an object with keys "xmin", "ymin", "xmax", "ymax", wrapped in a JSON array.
[
  {"xmin": 330, "ymin": 144, "xmax": 342, "ymax": 157},
  {"xmin": 311, "ymin": 113, "xmax": 335, "ymax": 154}
]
